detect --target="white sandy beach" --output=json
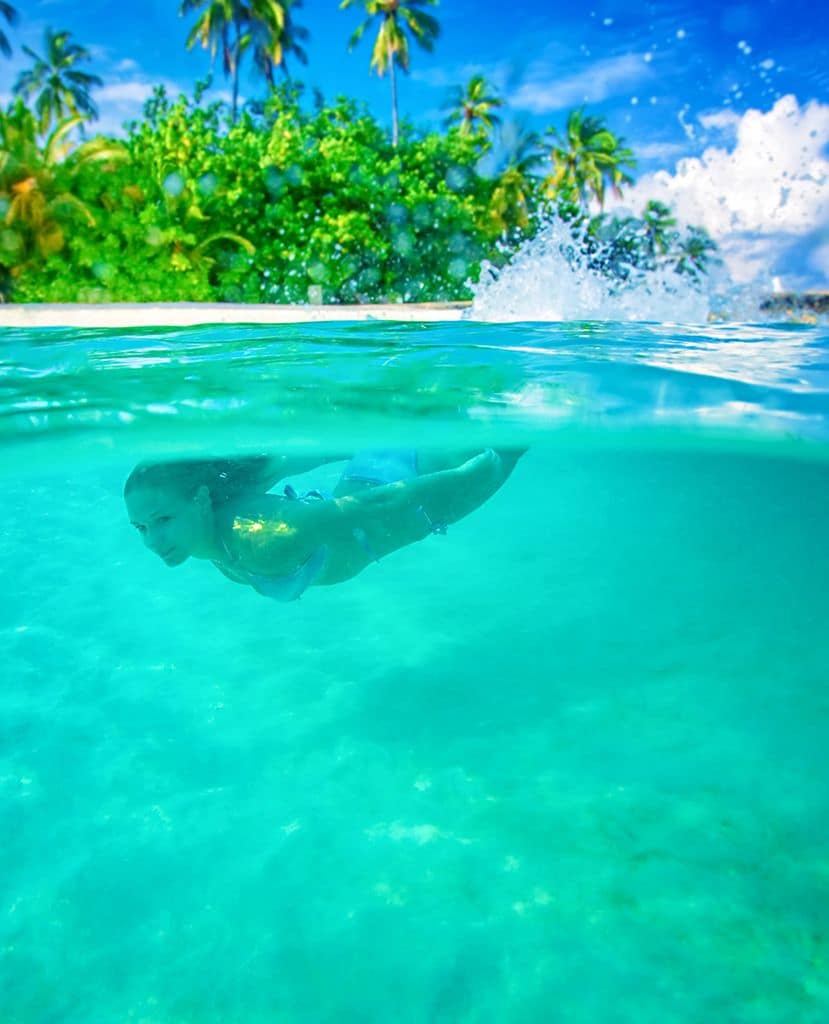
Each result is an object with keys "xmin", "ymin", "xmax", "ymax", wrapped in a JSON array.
[{"xmin": 0, "ymin": 301, "xmax": 471, "ymax": 328}]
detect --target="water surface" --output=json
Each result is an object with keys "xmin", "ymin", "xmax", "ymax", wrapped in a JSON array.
[{"xmin": 2, "ymin": 320, "xmax": 828, "ymax": 1023}]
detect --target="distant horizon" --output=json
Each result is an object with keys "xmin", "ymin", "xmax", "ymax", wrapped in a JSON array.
[{"xmin": 3, "ymin": 0, "xmax": 827, "ymax": 289}]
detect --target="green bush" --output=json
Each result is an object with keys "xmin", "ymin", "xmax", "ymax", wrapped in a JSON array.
[{"xmin": 5, "ymin": 88, "xmax": 512, "ymax": 303}]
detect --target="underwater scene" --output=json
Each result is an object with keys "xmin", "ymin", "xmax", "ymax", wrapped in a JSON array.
[{"xmin": 2, "ymin": 316, "xmax": 829, "ymax": 1023}]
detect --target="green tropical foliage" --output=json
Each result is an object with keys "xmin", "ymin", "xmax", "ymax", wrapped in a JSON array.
[
  {"xmin": 13, "ymin": 29, "xmax": 102, "ymax": 134},
  {"xmin": 0, "ymin": 100, "xmax": 125, "ymax": 295},
  {"xmin": 341, "ymin": 0, "xmax": 440, "ymax": 146},
  {"xmin": 545, "ymin": 108, "xmax": 636, "ymax": 209},
  {"xmin": 444, "ymin": 74, "xmax": 503, "ymax": 139},
  {"xmin": 6, "ymin": 87, "xmax": 502, "ymax": 303},
  {"xmin": 0, "ymin": 2, "xmax": 17, "ymax": 59}
]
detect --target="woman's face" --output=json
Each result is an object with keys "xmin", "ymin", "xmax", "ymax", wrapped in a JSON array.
[{"xmin": 125, "ymin": 484, "xmax": 213, "ymax": 566}]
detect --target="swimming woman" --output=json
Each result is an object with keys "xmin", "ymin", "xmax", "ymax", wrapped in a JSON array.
[{"xmin": 124, "ymin": 449, "xmax": 523, "ymax": 600}]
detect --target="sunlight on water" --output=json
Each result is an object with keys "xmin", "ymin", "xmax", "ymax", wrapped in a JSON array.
[{"xmin": 2, "ymin": 321, "xmax": 828, "ymax": 1023}]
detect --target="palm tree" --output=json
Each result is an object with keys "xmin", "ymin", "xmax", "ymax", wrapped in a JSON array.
[
  {"xmin": 444, "ymin": 74, "xmax": 502, "ymax": 140},
  {"xmin": 340, "ymin": 0, "xmax": 440, "ymax": 147},
  {"xmin": 0, "ymin": 2, "xmax": 17, "ymax": 58},
  {"xmin": 488, "ymin": 129, "xmax": 544, "ymax": 236},
  {"xmin": 545, "ymin": 108, "xmax": 636, "ymax": 210},
  {"xmin": 182, "ymin": 0, "xmax": 308, "ymax": 121},
  {"xmin": 250, "ymin": 0, "xmax": 309, "ymax": 86},
  {"xmin": 0, "ymin": 101, "xmax": 125, "ymax": 272},
  {"xmin": 642, "ymin": 199, "xmax": 677, "ymax": 261},
  {"xmin": 12, "ymin": 29, "xmax": 102, "ymax": 134},
  {"xmin": 181, "ymin": 1, "xmax": 240, "ymax": 118},
  {"xmin": 673, "ymin": 225, "xmax": 718, "ymax": 280}
]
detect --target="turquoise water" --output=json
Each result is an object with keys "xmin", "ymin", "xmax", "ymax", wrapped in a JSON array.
[{"xmin": 2, "ymin": 320, "xmax": 829, "ymax": 1022}]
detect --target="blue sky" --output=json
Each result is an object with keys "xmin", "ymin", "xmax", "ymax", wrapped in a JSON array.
[{"xmin": 2, "ymin": 0, "xmax": 828, "ymax": 285}]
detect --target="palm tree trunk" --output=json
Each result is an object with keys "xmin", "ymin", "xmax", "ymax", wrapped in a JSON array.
[
  {"xmin": 388, "ymin": 38, "xmax": 399, "ymax": 147},
  {"xmin": 231, "ymin": 18, "xmax": 242, "ymax": 124}
]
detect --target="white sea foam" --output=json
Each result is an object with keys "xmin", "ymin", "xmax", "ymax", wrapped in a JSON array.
[{"xmin": 469, "ymin": 217, "xmax": 714, "ymax": 323}]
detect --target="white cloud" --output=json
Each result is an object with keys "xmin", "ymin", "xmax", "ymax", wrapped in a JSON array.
[
  {"xmin": 615, "ymin": 95, "xmax": 829, "ymax": 286},
  {"xmin": 698, "ymin": 109, "xmax": 741, "ymax": 134},
  {"xmin": 410, "ymin": 62, "xmax": 499, "ymax": 89},
  {"xmin": 98, "ymin": 81, "xmax": 158, "ymax": 105},
  {"xmin": 632, "ymin": 141, "xmax": 688, "ymax": 161},
  {"xmin": 510, "ymin": 54, "xmax": 651, "ymax": 114}
]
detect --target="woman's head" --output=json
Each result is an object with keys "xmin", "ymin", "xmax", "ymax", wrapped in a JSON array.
[
  {"xmin": 124, "ymin": 462, "xmax": 215, "ymax": 566},
  {"xmin": 124, "ymin": 456, "xmax": 273, "ymax": 566}
]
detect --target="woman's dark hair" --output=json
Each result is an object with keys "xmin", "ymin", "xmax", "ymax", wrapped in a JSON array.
[{"xmin": 124, "ymin": 456, "xmax": 279, "ymax": 505}]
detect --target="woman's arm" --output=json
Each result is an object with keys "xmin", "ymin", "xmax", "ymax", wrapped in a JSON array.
[{"xmin": 332, "ymin": 449, "xmax": 518, "ymax": 557}]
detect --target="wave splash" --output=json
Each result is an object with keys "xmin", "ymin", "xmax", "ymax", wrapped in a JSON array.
[{"xmin": 469, "ymin": 216, "xmax": 718, "ymax": 323}]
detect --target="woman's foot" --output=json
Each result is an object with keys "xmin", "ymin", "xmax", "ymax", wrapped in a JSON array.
[{"xmin": 494, "ymin": 447, "xmax": 527, "ymax": 481}]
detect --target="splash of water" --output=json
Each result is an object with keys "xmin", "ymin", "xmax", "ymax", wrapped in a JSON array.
[{"xmin": 470, "ymin": 217, "xmax": 715, "ymax": 323}]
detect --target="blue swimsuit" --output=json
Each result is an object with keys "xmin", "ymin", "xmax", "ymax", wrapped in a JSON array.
[{"xmin": 232, "ymin": 542, "xmax": 329, "ymax": 601}]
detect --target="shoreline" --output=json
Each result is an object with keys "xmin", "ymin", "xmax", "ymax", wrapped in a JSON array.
[
  {"xmin": 0, "ymin": 292, "xmax": 826, "ymax": 329},
  {"xmin": 0, "ymin": 301, "xmax": 472, "ymax": 328},
  {"xmin": 758, "ymin": 291, "xmax": 829, "ymax": 315}
]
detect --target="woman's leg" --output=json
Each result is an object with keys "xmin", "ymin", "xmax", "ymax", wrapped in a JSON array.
[
  {"xmin": 333, "ymin": 449, "xmax": 487, "ymax": 498},
  {"xmin": 333, "ymin": 450, "xmax": 418, "ymax": 497}
]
